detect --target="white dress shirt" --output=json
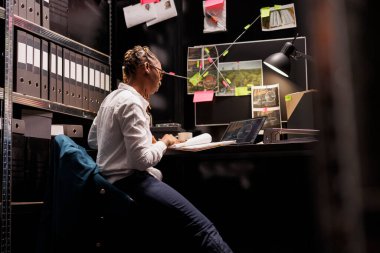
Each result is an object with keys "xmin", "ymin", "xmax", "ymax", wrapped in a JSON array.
[{"xmin": 88, "ymin": 83, "xmax": 167, "ymax": 183}]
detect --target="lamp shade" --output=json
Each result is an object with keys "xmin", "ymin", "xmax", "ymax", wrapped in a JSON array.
[{"xmin": 263, "ymin": 41, "xmax": 296, "ymax": 78}]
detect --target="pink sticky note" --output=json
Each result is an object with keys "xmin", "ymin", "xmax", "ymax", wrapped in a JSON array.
[
  {"xmin": 207, "ymin": 57, "xmax": 213, "ymax": 63},
  {"xmin": 222, "ymin": 80, "xmax": 229, "ymax": 87},
  {"xmin": 168, "ymin": 72, "xmax": 175, "ymax": 75},
  {"xmin": 204, "ymin": 0, "xmax": 224, "ymax": 9},
  {"xmin": 140, "ymin": 0, "xmax": 159, "ymax": 4},
  {"xmin": 193, "ymin": 90, "xmax": 214, "ymax": 103}
]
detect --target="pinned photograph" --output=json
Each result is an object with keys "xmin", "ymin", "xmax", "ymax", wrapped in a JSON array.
[
  {"xmin": 261, "ymin": 3, "xmax": 297, "ymax": 31},
  {"xmin": 216, "ymin": 60, "xmax": 263, "ymax": 97},
  {"xmin": 203, "ymin": 0, "xmax": 227, "ymax": 33},
  {"xmin": 251, "ymin": 83, "xmax": 282, "ymax": 128},
  {"xmin": 123, "ymin": 3, "xmax": 157, "ymax": 28},
  {"xmin": 146, "ymin": 0, "xmax": 178, "ymax": 27}
]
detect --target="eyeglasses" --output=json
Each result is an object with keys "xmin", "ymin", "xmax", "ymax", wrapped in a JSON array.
[{"xmin": 148, "ymin": 63, "xmax": 165, "ymax": 79}]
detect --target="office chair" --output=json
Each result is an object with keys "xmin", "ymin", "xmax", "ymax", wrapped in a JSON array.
[{"xmin": 37, "ymin": 134, "xmax": 136, "ymax": 253}]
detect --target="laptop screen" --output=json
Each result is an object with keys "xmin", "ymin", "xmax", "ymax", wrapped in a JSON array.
[{"xmin": 220, "ymin": 116, "xmax": 267, "ymax": 144}]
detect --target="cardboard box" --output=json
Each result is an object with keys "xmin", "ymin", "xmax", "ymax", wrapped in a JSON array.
[
  {"xmin": 0, "ymin": 118, "xmax": 25, "ymax": 134},
  {"xmin": 285, "ymin": 89, "xmax": 318, "ymax": 129},
  {"xmin": 51, "ymin": 124, "xmax": 83, "ymax": 138},
  {"xmin": 21, "ymin": 109, "xmax": 53, "ymax": 139}
]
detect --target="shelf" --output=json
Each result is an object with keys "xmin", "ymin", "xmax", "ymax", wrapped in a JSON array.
[
  {"xmin": 0, "ymin": 88, "xmax": 96, "ymax": 119},
  {"xmin": 0, "ymin": 7, "xmax": 4, "ymax": 19},
  {"xmin": 14, "ymin": 15, "xmax": 110, "ymax": 64}
]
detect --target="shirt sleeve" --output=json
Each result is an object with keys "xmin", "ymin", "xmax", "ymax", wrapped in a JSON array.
[
  {"xmin": 88, "ymin": 116, "xmax": 98, "ymax": 150},
  {"xmin": 118, "ymin": 103, "xmax": 167, "ymax": 171}
]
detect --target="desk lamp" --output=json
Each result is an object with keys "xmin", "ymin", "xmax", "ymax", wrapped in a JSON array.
[{"xmin": 263, "ymin": 34, "xmax": 310, "ymax": 78}]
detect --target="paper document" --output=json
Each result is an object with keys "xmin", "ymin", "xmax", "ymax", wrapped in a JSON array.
[
  {"xmin": 146, "ymin": 0, "xmax": 178, "ymax": 26},
  {"xmin": 123, "ymin": 3, "xmax": 157, "ymax": 28},
  {"xmin": 170, "ymin": 133, "xmax": 236, "ymax": 151}
]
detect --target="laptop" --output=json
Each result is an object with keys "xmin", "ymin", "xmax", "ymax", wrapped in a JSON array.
[
  {"xmin": 170, "ymin": 116, "xmax": 267, "ymax": 151},
  {"xmin": 220, "ymin": 116, "xmax": 267, "ymax": 144}
]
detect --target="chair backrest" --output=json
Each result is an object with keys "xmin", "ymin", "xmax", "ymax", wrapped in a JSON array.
[{"xmin": 38, "ymin": 134, "xmax": 135, "ymax": 253}]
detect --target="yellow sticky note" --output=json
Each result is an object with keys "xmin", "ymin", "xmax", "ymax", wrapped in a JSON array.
[
  {"xmin": 226, "ymin": 78, "xmax": 231, "ymax": 84},
  {"xmin": 202, "ymin": 71, "xmax": 209, "ymax": 77},
  {"xmin": 260, "ymin": 7, "xmax": 270, "ymax": 17},
  {"xmin": 235, "ymin": 87, "xmax": 249, "ymax": 96},
  {"xmin": 244, "ymin": 24, "xmax": 251, "ymax": 30},
  {"xmin": 274, "ymin": 5, "xmax": 282, "ymax": 10},
  {"xmin": 285, "ymin": 95, "xmax": 292, "ymax": 101},
  {"xmin": 222, "ymin": 50, "xmax": 229, "ymax": 56},
  {"xmin": 204, "ymin": 48, "xmax": 210, "ymax": 54},
  {"xmin": 196, "ymin": 61, "xmax": 199, "ymax": 68},
  {"xmin": 189, "ymin": 73, "xmax": 202, "ymax": 86}
]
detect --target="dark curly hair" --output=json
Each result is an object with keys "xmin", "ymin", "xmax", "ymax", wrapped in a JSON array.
[{"xmin": 122, "ymin": 45, "xmax": 159, "ymax": 83}]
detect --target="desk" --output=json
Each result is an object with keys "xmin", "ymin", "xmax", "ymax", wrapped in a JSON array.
[{"xmin": 157, "ymin": 141, "xmax": 320, "ymax": 253}]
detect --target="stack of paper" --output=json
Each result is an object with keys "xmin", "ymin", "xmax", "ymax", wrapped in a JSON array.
[{"xmin": 170, "ymin": 133, "xmax": 236, "ymax": 152}]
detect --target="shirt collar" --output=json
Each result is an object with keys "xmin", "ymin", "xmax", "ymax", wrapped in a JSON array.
[{"xmin": 118, "ymin": 82, "xmax": 150, "ymax": 110}]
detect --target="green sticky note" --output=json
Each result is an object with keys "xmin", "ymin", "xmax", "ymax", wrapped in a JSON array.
[
  {"xmin": 274, "ymin": 5, "xmax": 282, "ymax": 10},
  {"xmin": 235, "ymin": 87, "xmax": 249, "ymax": 96},
  {"xmin": 189, "ymin": 73, "xmax": 202, "ymax": 86},
  {"xmin": 204, "ymin": 48, "xmax": 210, "ymax": 54},
  {"xmin": 260, "ymin": 7, "xmax": 270, "ymax": 17},
  {"xmin": 196, "ymin": 61, "xmax": 199, "ymax": 68},
  {"xmin": 202, "ymin": 71, "xmax": 209, "ymax": 77},
  {"xmin": 244, "ymin": 24, "xmax": 251, "ymax": 30},
  {"xmin": 226, "ymin": 78, "xmax": 231, "ymax": 84},
  {"xmin": 222, "ymin": 50, "xmax": 229, "ymax": 56},
  {"xmin": 285, "ymin": 95, "xmax": 292, "ymax": 101}
]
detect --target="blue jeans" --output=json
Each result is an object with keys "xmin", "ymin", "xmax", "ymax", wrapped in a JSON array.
[{"xmin": 113, "ymin": 170, "xmax": 234, "ymax": 253}]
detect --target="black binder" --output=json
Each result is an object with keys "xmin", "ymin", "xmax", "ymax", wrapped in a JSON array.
[
  {"xmin": 42, "ymin": 0, "xmax": 49, "ymax": 28},
  {"xmin": 31, "ymin": 36, "xmax": 41, "ymax": 98},
  {"xmin": 18, "ymin": 0, "xmax": 27, "ymax": 19},
  {"xmin": 88, "ymin": 58, "xmax": 96, "ymax": 112},
  {"xmin": 63, "ymin": 48, "xmax": 70, "ymax": 105},
  {"xmin": 82, "ymin": 56, "xmax": 90, "ymax": 110},
  {"xmin": 69, "ymin": 50, "xmax": 76, "ymax": 107},
  {"xmin": 94, "ymin": 60, "xmax": 101, "ymax": 111},
  {"xmin": 56, "ymin": 45, "xmax": 63, "ymax": 103},
  {"xmin": 26, "ymin": 33, "xmax": 34, "ymax": 97},
  {"xmin": 41, "ymin": 39, "xmax": 49, "ymax": 100},
  {"xmin": 100, "ymin": 63, "xmax": 106, "ymax": 105},
  {"xmin": 16, "ymin": 30, "xmax": 28, "ymax": 95},
  {"xmin": 75, "ymin": 53, "xmax": 83, "ymax": 108},
  {"xmin": 105, "ymin": 65, "xmax": 111, "ymax": 96},
  {"xmin": 26, "ymin": 0, "xmax": 34, "ymax": 23},
  {"xmin": 14, "ymin": 0, "xmax": 19, "ymax": 16},
  {"xmin": 34, "ymin": 0, "xmax": 41, "ymax": 25},
  {"xmin": 49, "ymin": 42, "xmax": 57, "ymax": 102}
]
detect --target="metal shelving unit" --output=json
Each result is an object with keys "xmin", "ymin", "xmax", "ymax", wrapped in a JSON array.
[
  {"xmin": 1, "ymin": 1, "xmax": 110, "ymax": 251},
  {"xmin": 0, "ymin": 88, "xmax": 96, "ymax": 119}
]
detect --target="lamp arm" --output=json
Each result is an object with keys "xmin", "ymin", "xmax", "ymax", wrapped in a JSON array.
[{"xmin": 293, "ymin": 50, "xmax": 313, "ymax": 61}]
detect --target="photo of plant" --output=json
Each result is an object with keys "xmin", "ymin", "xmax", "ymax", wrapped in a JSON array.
[{"xmin": 217, "ymin": 60, "xmax": 263, "ymax": 96}]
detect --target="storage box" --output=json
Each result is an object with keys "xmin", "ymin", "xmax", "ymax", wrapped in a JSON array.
[
  {"xmin": 21, "ymin": 109, "xmax": 53, "ymax": 139},
  {"xmin": 285, "ymin": 89, "xmax": 318, "ymax": 129},
  {"xmin": 51, "ymin": 124, "xmax": 83, "ymax": 138},
  {"xmin": 0, "ymin": 118, "xmax": 25, "ymax": 134}
]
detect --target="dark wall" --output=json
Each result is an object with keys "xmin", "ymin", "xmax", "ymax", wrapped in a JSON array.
[{"xmin": 112, "ymin": 0, "xmax": 311, "ymax": 129}]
